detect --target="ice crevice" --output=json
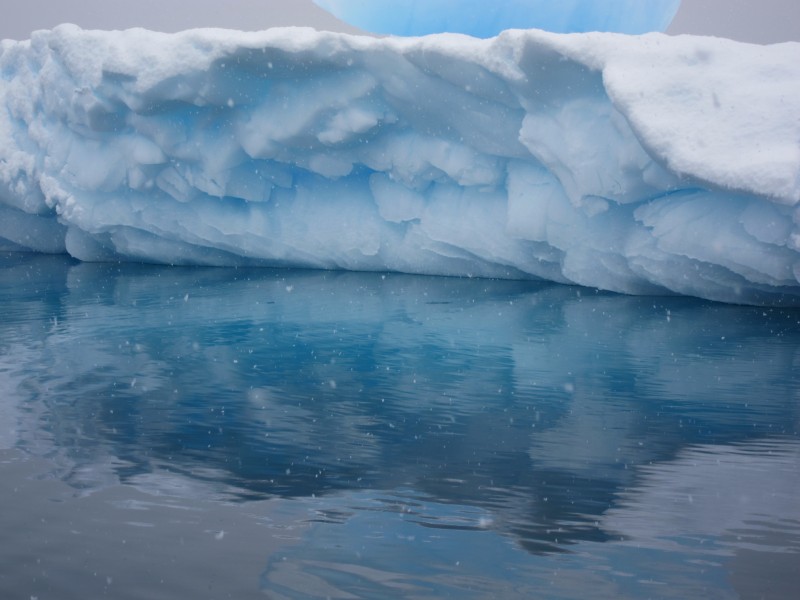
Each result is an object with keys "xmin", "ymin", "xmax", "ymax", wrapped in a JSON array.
[{"xmin": 0, "ymin": 25, "xmax": 799, "ymax": 304}]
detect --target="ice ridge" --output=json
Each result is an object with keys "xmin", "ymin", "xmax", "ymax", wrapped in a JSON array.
[{"xmin": 0, "ymin": 25, "xmax": 799, "ymax": 304}]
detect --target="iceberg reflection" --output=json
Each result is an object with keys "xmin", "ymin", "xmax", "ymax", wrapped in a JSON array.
[{"xmin": 1, "ymin": 252, "xmax": 798, "ymax": 597}]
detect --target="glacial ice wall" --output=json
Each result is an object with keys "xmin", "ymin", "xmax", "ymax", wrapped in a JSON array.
[
  {"xmin": 1, "ymin": 25, "xmax": 799, "ymax": 304},
  {"xmin": 313, "ymin": 0, "xmax": 682, "ymax": 37}
]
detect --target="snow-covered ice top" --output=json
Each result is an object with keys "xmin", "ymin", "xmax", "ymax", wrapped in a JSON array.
[
  {"xmin": 1, "ymin": 25, "xmax": 799, "ymax": 304},
  {"xmin": 313, "ymin": 0, "xmax": 682, "ymax": 37}
]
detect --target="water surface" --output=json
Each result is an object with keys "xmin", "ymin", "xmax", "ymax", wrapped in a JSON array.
[{"xmin": 1, "ymin": 253, "xmax": 798, "ymax": 599}]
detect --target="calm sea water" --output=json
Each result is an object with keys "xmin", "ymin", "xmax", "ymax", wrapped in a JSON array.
[{"xmin": 1, "ymin": 252, "xmax": 798, "ymax": 599}]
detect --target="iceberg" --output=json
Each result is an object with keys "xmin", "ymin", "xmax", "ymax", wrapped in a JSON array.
[
  {"xmin": 313, "ymin": 0, "xmax": 682, "ymax": 37},
  {"xmin": 1, "ymin": 25, "xmax": 799, "ymax": 304}
]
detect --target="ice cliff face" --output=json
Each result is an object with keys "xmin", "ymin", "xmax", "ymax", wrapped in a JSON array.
[
  {"xmin": 313, "ymin": 0, "xmax": 682, "ymax": 37},
  {"xmin": 0, "ymin": 25, "xmax": 799, "ymax": 304}
]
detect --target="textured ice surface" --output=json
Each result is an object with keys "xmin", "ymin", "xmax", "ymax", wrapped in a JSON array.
[
  {"xmin": 1, "ymin": 25, "xmax": 799, "ymax": 304},
  {"xmin": 313, "ymin": 0, "xmax": 682, "ymax": 37}
]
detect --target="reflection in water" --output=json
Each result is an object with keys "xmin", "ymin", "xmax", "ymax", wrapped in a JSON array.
[{"xmin": 1, "ymin": 252, "xmax": 799, "ymax": 599}]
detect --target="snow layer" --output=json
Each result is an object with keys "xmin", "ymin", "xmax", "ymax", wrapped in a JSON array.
[
  {"xmin": 313, "ymin": 0, "xmax": 681, "ymax": 37},
  {"xmin": 1, "ymin": 25, "xmax": 799, "ymax": 304}
]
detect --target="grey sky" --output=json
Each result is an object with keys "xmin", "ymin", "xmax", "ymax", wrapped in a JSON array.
[
  {"xmin": 669, "ymin": 0, "xmax": 800, "ymax": 43},
  {"xmin": 0, "ymin": 0, "xmax": 797, "ymax": 43}
]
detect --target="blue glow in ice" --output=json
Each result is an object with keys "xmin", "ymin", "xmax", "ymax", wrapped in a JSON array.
[
  {"xmin": 313, "ymin": 0, "xmax": 682, "ymax": 37},
  {"xmin": 1, "ymin": 26, "xmax": 799, "ymax": 304}
]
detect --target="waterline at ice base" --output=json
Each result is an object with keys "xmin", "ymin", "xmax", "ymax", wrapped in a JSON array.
[{"xmin": 1, "ymin": 24, "xmax": 799, "ymax": 305}]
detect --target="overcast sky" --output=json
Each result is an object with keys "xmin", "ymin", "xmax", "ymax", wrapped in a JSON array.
[{"xmin": 0, "ymin": 0, "xmax": 797, "ymax": 44}]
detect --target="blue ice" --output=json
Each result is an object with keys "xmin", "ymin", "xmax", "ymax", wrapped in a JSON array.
[
  {"xmin": 313, "ymin": 0, "xmax": 682, "ymax": 37},
  {"xmin": 1, "ymin": 25, "xmax": 799, "ymax": 305}
]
